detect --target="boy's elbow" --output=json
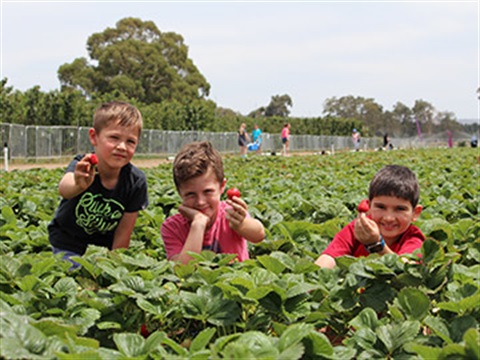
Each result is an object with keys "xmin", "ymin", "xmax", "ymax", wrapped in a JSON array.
[
  {"xmin": 251, "ymin": 226, "xmax": 266, "ymax": 244},
  {"xmin": 315, "ymin": 254, "xmax": 336, "ymax": 269}
]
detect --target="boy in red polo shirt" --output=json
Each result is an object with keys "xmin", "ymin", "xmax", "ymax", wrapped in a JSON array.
[{"xmin": 315, "ymin": 165, "xmax": 424, "ymax": 269}]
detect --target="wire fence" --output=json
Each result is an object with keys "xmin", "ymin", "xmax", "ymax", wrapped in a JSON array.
[{"xmin": 1, "ymin": 123, "xmax": 476, "ymax": 161}]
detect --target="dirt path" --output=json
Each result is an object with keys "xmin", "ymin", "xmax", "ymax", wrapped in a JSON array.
[
  {"xmin": 5, "ymin": 158, "xmax": 171, "ymax": 171},
  {"xmin": 4, "ymin": 152, "xmax": 320, "ymax": 171}
]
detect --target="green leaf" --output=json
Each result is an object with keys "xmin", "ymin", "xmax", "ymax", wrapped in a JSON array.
[
  {"xmin": 396, "ymin": 287, "xmax": 430, "ymax": 321},
  {"xmin": 346, "ymin": 327, "xmax": 377, "ymax": 351},
  {"xmin": 113, "ymin": 333, "xmax": 146, "ymax": 358},
  {"xmin": 257, "ymin": 254, "xmax": 286, "ymax": 274},
  {"xmin": 277, "ymin": 323, "xmax": 312, "ymax": 352},
  {"xmin": 1, "ymin": 206, "xmax": 16, "ymax": 224},
  {"xmin": 404, "ymin": 343, "xmax": 442, "ymax": 359},
  {"xmin": 464, "ymin": 328, "xmax": 480, "ymax": 359},
  {"xmin": 349, "ymin": 307, "xmax": 379, "ymax": 330},
  {"xmin": 421, "ymin": 238, "xmax": 444, "ymax": 264},
  {"xmin": 304, "ymin": 329, "xmax": 334, "ymax": 357},
  {"xmin": 423, "ymin": 315, "xmax": 452, "ymax": 344},
  {"xmin": 96, "ymin": 321, "xmax": 122, "ymax": 330},
  {"xmin": 437, "ymin": 293, "xmax": 480, "ymax": 315},
  {"xmin": 190, "ymin": 327, "xmax": 216, "ymax": 352},
  {"xmin": 376, "ymin": 320, "xmax": 420, "ymax": 353},
  {"xmin": 53, "ymin": 277, "xmax": 78, "ymax": 296},
  {"xmin": 32, "ymin": 320, "xmax": 78, "ymax": 339},
  {"xmin": 15, "ymin": 274, "xmax": 40, "ymax": 292},
  {"xmin": 180, "ymin": 286, "xmax": 240, "ymax": 326}
]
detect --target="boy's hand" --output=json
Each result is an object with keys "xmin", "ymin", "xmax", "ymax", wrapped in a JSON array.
[
  {"xmin": 354, "ymin": 213, "xmax": 381, "ymax": 245},
  {"xmin": 74, "ymin": 155, "xmax": 96, "ymax": 190},
  {"xmin": 225, "ymin": 197, "xmax": 247, "ymax": 230},
  {"xmin": 178, "ymin": 205, "xmax": 210, "ymax": 227}
]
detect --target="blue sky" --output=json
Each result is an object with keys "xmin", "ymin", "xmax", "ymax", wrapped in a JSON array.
[{"xmin": 1, "ymin": 0, "xmax": 478, "ymax": 122}]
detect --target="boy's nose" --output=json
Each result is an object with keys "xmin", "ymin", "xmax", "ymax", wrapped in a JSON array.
[
  {"xmin": 116, "ymin": 141, "xmax": 127, "ymax": 150},
  {"xmin": 383, "ymin": 210, "xmax": 396, "ymax": 221},
  {"xmin": 196, "ymin": 194, "xmax": 207, "ymax": 206}
]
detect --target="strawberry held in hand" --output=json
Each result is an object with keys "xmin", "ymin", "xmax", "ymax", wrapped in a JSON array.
[
  {"xmin": 89, "ymin": 153, "xmax": 98, "ymax": 165},
  {"xmin": 227, "ymin": 187, "xmax": 241, "ymax": 200},
  {"xmin": 357, "ymin": 199, "xmax": 369, "ymax": 213}
]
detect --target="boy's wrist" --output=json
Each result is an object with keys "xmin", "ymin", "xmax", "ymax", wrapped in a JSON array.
[{"xmin": 364, "ymin": 236, "xmax": 385, "ymax": 253}]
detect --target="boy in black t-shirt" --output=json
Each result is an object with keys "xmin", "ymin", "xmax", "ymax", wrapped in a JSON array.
[{"xmin": 48, "ymin": 101, "xmax": 148, "ymax": 268}]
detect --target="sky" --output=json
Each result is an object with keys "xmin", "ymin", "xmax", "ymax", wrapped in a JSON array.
[{"xmin": 1, "ymin": 0, "xmax": 479, "ymax": 123}]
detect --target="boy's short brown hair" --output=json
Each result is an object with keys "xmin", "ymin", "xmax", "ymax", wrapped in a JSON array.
[
  {"xmin": 369, "ymin": 165, "xmax": 420, "ymax": 207},
  {"xmin": 173, "ymin": 141, "xmax": 224, "ymax": 190},
  {"xmin": 93, "ymin": 101, "xmax": 143, "ymax": 135}
]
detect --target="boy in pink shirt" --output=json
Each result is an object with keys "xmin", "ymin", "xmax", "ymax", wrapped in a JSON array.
[
  {"xmin": 315, "ymin": 165, "xmax": 425, "ymax": 269},
  {"xmin": 161, "ymin": 141, "xmax": 265, "ymax": 264}
]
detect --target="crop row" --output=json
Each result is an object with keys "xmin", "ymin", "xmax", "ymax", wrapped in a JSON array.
[{"xmin": 0, "ymin": 147, "xmax": 478, "ymax": 359}]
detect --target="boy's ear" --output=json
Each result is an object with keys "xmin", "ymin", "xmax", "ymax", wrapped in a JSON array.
[
  {"xmin": 88, "ymin": 128, "xmax": 97, "ymax": 147},
  {"xmin": 412, "ymin": 205, "xmax": 423, "ymax": 221}
]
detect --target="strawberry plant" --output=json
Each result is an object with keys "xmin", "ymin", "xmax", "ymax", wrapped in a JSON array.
[{"xmin": 0, "ymin": 147, "xmax": 478, "ymax": 358}]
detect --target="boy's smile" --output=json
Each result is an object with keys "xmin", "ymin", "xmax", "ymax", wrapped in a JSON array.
[{"xmin": 369, "ymin": 195, "xmax": 422, "ymax": 244}]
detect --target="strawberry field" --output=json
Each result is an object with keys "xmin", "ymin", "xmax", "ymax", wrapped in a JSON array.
[{"xmin": 1, "ymin": 147, "xmax": 479, "ymax": 359}]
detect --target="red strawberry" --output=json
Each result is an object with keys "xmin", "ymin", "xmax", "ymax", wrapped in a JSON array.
[
  {"xmin": 140, "ymin": 324, "xmax": 149, "ymax": 338},
  {"xmin": 89, "ymin": 153, "xmax": 98, "ymax": 165},
  {"xmin": 227, "ymin": 188, "xmax": 241, "ymax": 200},
  {"xmin": 357, "ymin": 199, "xmax": 369, "ymax": 213}
]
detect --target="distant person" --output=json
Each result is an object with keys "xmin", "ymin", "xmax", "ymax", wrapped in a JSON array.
[
  {"xmin": 352, "ymin": 129, "xmax": 361, "ymax": 151},
  {"xmin": 238, "ymin": 123, "xmax": 250, "ymax": 158},
  {"xmin": 281, "ymin": 123, "xmax": 291, "ymax": 156},
  {"xmin": 48, "ymin": 101, "xmax": 148, "ymax": 269},
  {"xmin": 471, "ymin": 135, "xmax": 478, "ymax": 148},
  {"xmin": 251, "ymin": 124, "xmax": 263, "ymax": 154},
  {"xmin": 447, "ymin": 130, "xmax": 453, "ymax": 148},
  {"xmin": 383, "ymin": 133, "xmax": 393, "ymax": 150},
  {"xmin": 161, "ymin": 141, "xmax": 265, "ymax": 264},
  {"xmin": 315, "ymin": 165, "xmax": 424, "ymax": 269}
]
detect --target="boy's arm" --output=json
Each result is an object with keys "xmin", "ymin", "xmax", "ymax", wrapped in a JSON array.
[
  {"xmin": 314, "ymin": 221, "xmax": 356, "ymax": 268},
  {"xmin": 315, "ymin": 254, "xmax": 336, "ymax": 269},
  {"xmin": 112, "ymin": 211, "xmax": 138, "ymax": 249},
  {"xmin": 169, "ymin": 205, "xmax": 210, "ymax": 264},
  {"xmin": 225, "ymin": 198, "xmax": 265, "ymax": 243},
  {"xmin": 59, "ymin": 156, "xmax": 95, "ymax": 199}
]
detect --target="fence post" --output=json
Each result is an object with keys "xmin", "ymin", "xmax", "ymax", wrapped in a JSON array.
[{"xmin": 3, "ymin": 143, "xmax": 8, "ymax": 171}]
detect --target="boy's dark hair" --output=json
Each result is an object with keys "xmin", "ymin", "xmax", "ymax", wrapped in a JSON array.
[
  {"xmin": 369, "ymin": 165, "xmax": 420, "ymax": 207},
  {"xmin": 93, "ymin": 101, "xmax": 143, "ymax": 135},
  {"xmin": 173, "ymin": 141, "xmax": 224, "ymax": 190}
]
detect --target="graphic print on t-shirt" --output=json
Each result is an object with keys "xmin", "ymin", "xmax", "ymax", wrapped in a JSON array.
[{"xmin": 75, "ymin": 192, "xmax": 124, "ymax": 235}]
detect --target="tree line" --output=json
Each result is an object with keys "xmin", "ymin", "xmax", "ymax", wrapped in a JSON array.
[{"xmin": 1, "ymin": 17, "xmax": 477, "ymax": 138}]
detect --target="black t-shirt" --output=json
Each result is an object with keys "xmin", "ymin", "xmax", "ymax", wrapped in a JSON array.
[{"xmin": 48, "ymin": 155, "xmax": 148, "ymax": 255}]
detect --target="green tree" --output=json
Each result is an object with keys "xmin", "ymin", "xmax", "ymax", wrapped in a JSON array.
[
  {"xmin": 412, "ymin": 99, "xmax": 435, "ymax": 136},
  {"xmin": 264, "ymin": 94, "xmax": 293, "ymax": 117},
  {"xmin": 58, "ymin": 17, "xmax": 210, "ymax": 105},
  {"xmin": 248, "ymin": 94, "xmax": 293, "ymax": 118},
  {"xmin": 323, "ymin": 95, "xmax": 383, "ymax": 136},
  {"xmin": 436, "ymin": 111, "xmax": 462, "ymax": 133},
  {"xmin": 1, "ymin": 78, "xmax": 16, "ymax": 124}
]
